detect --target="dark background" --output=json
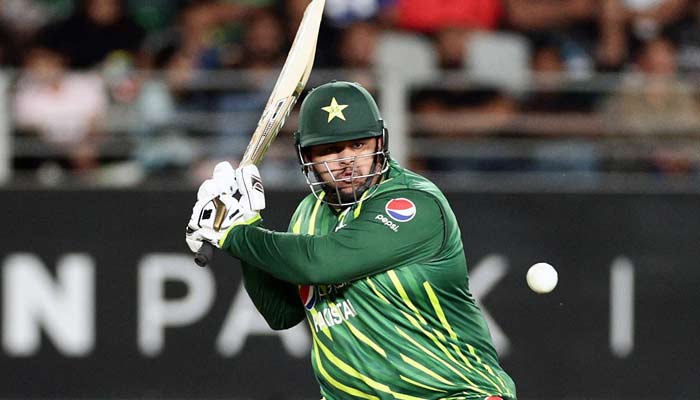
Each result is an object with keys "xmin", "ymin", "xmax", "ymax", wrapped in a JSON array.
[{"xmin": 1, "ymin": 190, "xmax": 698, "ymax": 400}]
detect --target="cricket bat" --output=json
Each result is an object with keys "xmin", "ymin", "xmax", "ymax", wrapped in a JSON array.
[{"xmin": 195, "ymin": 0, "xmax": 325, "ymax": 267}]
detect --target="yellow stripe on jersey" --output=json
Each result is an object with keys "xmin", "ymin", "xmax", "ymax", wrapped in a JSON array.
[
  {"xmin": 424, "ymin": 282, "xmax": 508, "ymax": 394},
  {"xmin": 326, "ymin": 300, "xmax": 387, "ymax": 358},
  {"xmin": 399, "ymin": 375, "xmax": 448, "ymax": 393},
  {"xmin": 365, "ymin": 277, "xmax": 390, "ymax": 304},
  {"xmin": 442, "ymin": 330, "xmax": 506, "ymax": 394},
  {"xmin": 395, "ymin": 327, "xmax": 490, "ymax": 396},
  {"xmin": 446, "ymin": 335, "xmax": 473, "ymax": 368},
  {"xmin": 353, "ymin": 186, "xmax": 374, "ymax": 218},
  {"xmin": 468, "ymin": 344, "xmax": 509, "ymax": 394},
  {"xmin": 387, "ymin": 271, "xmax": 428, "ymax": 325},
  {"xmin": 423, "ymin": 282, "xmax": 458, "ymax": 339},
  {"xmin": 399, "ymin": 353, "xmax": 454, "ymax": 386},
  {"xmin": 313, "ymin": 335, "xmax": 425, "ymax": 400},
  {"xmin": 346, "ymin": 321, "xmax": 387, "ymax": 358},
  {"xmin": 385, "ymin": 276, "xmax": 497, "ymax": 395},
  {"xmin": 312, "ymin": 340, "xmax": 379, "ymax": 400},
  {"xmin": 292, "ymin": 217, "xmax": 302, "ymax": 234},
  {"xmin": 308, "ymin": 192, "xmax": 325, "ymax": 234},
  {"xmin": 396, "ymin": 311, "xmax": 488, "ymax": 394}
]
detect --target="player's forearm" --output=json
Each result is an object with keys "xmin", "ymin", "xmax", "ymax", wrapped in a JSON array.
[
  {"xmin": 224, "ymin": 225, "xmax": 440, "ymax": 285},
  {"xmin": 225, "ymin": 228, "xmax": 354, "ymax": 284},
  {"xmin": 241, "ymin": 263, "xmax": 305, "ymax": 330}
]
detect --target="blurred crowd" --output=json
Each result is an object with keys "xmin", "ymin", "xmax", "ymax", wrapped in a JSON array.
[{"xmin": 1, "ymin": 0, "xmax": 699, "ymax": 185}]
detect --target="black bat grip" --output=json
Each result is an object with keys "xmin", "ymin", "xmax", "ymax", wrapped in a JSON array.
[{"xmin": 194, "ymin": 242, "xmax": 215, "ymax": 267}]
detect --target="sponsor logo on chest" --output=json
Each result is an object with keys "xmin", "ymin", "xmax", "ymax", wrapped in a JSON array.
[
  {"xmin": 310, "ymin": 298, "xmax": 359, "ymax": 333},
  {"xmin": 299, "ymin": 284, "xmax": 359, "ymax": 332}
]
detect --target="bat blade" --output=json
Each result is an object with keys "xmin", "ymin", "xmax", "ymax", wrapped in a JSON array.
[
  {"xmin": 195, "ymin": 0, "xmax": 324, "ymax": 267},
  {"xmin": 240, "ymin": 0, "xmax": 325, "ymax": 167}
]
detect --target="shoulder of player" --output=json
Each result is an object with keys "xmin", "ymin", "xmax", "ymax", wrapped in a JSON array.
[
  {"xmin": 288, "ymin": 193, "xmax": 320, "ymax": 226},
  {"xmin": 297, "ymin": 192, "xmax": 320, "ymax": 208},
  {"xmin": 374, "ymin": 173, "xmax": 446, "ymax": 211},
  {"xmin": 381, "ymin": 162, "xmax": 443, "ymax": 194},
  {"xmin": 363, "ymin": 188, "xmax": 443, "ymax": 219}
]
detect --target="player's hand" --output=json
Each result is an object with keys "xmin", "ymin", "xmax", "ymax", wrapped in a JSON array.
[
  {"xmin": 185, "ymin": 193, "xmax": 261, "ymax": 252},
  {"xmin": 185, "ymin": 162, "xmax": 262, "ymax": 253},
  {"xmin": 236, "ymin": 164, "xmax": 266, "ymax": 212}
]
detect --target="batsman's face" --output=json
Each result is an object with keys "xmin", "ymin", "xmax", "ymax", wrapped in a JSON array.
[{"xmin": 308, "ymin": 137, "xmax": 381, "ymax": 195}]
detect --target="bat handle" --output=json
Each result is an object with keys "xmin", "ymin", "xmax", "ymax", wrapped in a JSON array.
[{"xmin": 194, "ymin": 242, "xmax": 215, "ymax": 267}]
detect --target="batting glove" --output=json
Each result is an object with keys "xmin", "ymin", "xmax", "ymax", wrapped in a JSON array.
[
  {"xmin": 185, "ymin": 163, "xmax": 265, "ymax": 253},
  {"xmin": 185, "ymin": 193, "xmax": 261, "ymax": 252},
  {"xmin": 236, "ymin": 164, "xmax": 266, "ymax": 212}
]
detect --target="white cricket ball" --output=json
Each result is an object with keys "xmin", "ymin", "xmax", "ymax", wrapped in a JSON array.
[{"xmin": 526, "ymin": 262, "xmax": 558, "ymax": 294}]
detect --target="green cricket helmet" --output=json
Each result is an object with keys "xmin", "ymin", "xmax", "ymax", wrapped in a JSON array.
[{"xmin": 294, "ymin": 81, "xmax": 390, "ymax": 207}]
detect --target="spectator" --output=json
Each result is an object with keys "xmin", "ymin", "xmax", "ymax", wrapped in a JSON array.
[
  {"xmin": 131, "ymin": 2, "xmax": 224, "ymax": 180},
  {"xmin": 603, "ymin": 37, "xmax": 700, "ymax": 134},
  {"xmin": 522, "ymin": 41, "xmax": 602, "ymax": 173},
  {"xmin": 382, "ymin": 1, "xmax": 504, "ymax": 72},
  {"xmin": 336, "ymin": 21, "xmax": 380, "ymax": 86},
  {"xmin": 387, "ymin": 0, "xmax": 502, "ymax": 32},
  {"xmin": 522, "ymin": 40, "xmax": 599, "ymax": 112},
  {"xmin": 144, "ymin": 1, "xmax": 239, "ymax": 92},
  {"xmin": 140, "ymin": 4, "xmax": 286, "ymax": 179},
  {"xmin": 602, "ymin": 37, "xmax": 700, "ymax": 173},
  {"xmin": 41, "ymin": 0, "xmax": 145, "ymax": 69},
  {"xmin": 410, "ymin": 86, "xmax": 519, "ymax": 172},
  {"xmin": 597, "ymin": 0, "xmax": 691, "ymax": 69},
  {"xmin": 13, "ymin": 44, "xmax": 108, "ymax": 172},
  {"xmin": 504, "ymin": 0, "xmax": 599, "ymax": 74},
  {"xmin": 435, "ymin": 26, "xmax": 473, "ymax": 69},
  {"xmin": 239, "ymin": 8, "xmax": 287, "ymax": 70},
  {"xmin": 139, "ymin": 0, "xmax": 234, "ymax": 120},
  {"xmin": 338, "ymin": 21, "xmax": 379, "ymax": 68},
  {"xmin": 214, "ymin": 8, "xmax": 288, "ymax": 156},
  {"xmin": 502, "ymin": 0, "xmax": 687, "ymax": 72}
]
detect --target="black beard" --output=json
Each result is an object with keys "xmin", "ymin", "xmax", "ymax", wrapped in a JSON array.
[{"xmin": 323, "ymin": 176, "xmax": 371, "ymax": 205}]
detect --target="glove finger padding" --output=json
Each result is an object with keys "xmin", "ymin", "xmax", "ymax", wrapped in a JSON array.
[
  {"xmin": 236, "ymin": 164, "xmax": 266, "ymax": 212},
  {"xmin": 197, "ymin": 179, "xmax": 220, "ymax": 201},
  {"xmin": 197, "ymin": 162, "xmax": 238, "ymax": 202},
  {"xmin": 212, "ymin": 161, "xmax": 237, "ymax": 194}
]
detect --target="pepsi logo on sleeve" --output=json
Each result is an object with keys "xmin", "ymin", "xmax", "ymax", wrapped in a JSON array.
[{"xmin": 385, "ymin": 198, "xmax": 416, "ymax": 222}]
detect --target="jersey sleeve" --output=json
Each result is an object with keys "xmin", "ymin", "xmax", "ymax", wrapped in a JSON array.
[
  {"xmin": 222, "ymin": 189, "xmax": 446, "ymax": 285},
  {"xmin": 240, "ymin": 263, "xmax": 305, "ymax": 330},
  {"xmin": 236, "ymin": 204, "xmax": 309, "ymax": 330}
]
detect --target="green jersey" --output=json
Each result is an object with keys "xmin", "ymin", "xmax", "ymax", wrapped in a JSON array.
[{"xmin": 223, "ymin": 160, "xmax": 516, "ymax": 400}]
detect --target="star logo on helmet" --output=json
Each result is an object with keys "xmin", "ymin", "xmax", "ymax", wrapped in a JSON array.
[{"xmin": 321, "ymin": 97, "xmax": 348, "ymax": 123}]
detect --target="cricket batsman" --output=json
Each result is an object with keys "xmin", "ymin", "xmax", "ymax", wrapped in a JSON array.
[{"xmin": 186, "ymin": 81, "xmax": 517, "ymax": 400}]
